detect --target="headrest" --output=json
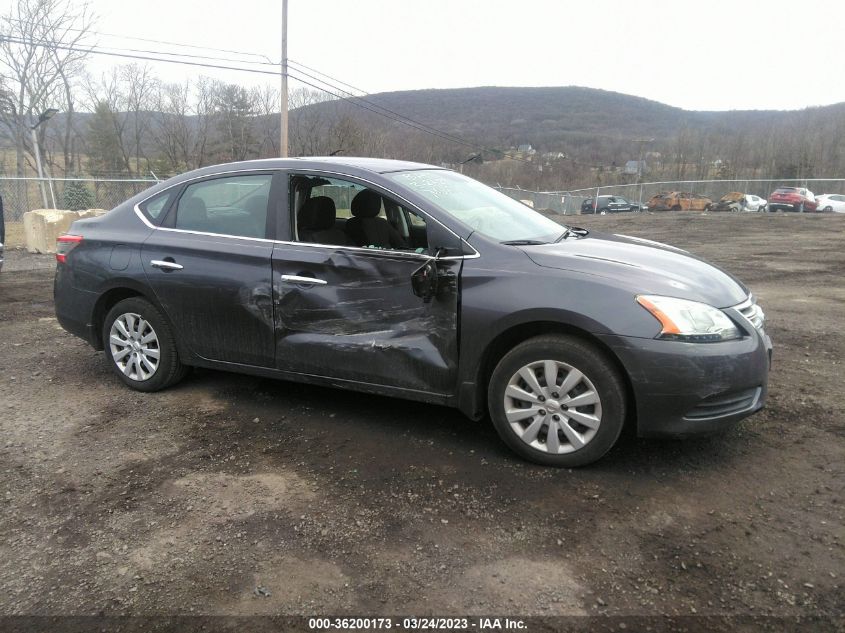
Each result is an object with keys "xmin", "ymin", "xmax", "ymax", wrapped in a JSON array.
[
  {"xmin": 180, "ymin": 197, "xmax": 207, "ymax": 222},
  {"xmin": 298, "ymin": 196, "xmax": 337, "ymax": 230},
  {"xmin": 350, "ymin": 189, "xmax": 382, "ymax": 218}
]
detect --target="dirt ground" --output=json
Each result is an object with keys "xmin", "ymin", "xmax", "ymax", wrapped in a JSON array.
[{"xmin": 0, "ymin": 214, "xmax": 842, "ymax": 628}]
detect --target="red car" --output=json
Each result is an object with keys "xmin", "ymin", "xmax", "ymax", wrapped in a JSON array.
[{"xmin": 767, "ymin": 187, "xmax": 819, "ymax": 212}]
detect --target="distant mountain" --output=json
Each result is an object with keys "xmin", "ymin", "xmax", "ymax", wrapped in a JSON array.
[
  {"xmin": 6, "ymin": 84, "xmax": 842, "ymax": 188},
  {"xmin": 300, "ymin": 85, "xmax": 845, "ymax": 153}
]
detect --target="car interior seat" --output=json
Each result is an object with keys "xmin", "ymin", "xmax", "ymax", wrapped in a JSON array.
[
  {"xmin": 298, "ymin": 196, "xmax": 348, "ymax": 245},
  {"xmin": 177, "ymin": 197, "xmax": 208, "ymax": 232},
  {"xmin": 241, "ymin": 195, "xmax": 268, "ymax": 238},
  {"xmin": 345, "ymin": 189, "xmax": 407, "ymax": 249}
]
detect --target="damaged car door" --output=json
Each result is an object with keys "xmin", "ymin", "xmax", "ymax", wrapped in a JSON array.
[{"xmin": 271, "ymin": 173, "xmax": 462, "ymax": 395}]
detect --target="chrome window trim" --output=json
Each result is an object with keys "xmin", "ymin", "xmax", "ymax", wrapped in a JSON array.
[{"xmin": 132, "ymin": 165, "xmax": 481, "ymax": 259}]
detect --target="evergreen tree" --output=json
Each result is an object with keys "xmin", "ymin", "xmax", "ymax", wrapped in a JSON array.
[{"xmin": 62, "ymin": 180, "xmax": 94, "ymax": 211}]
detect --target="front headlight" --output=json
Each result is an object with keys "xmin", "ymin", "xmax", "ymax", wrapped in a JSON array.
[{"xmin": 636, "ymin": 295, "xmax": 741, "ymax": 342}]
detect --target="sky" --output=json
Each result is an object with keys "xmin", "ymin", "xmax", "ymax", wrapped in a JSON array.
[{"xmin": 60, "ymin": 0, "xmax": 845, "ymax": 111}]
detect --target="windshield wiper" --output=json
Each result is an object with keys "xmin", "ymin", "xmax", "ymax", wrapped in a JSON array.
[
  {"xmin": 554, "ymin": 226, "xmax": 589, "ymax": 242},
  {"xmin": 500, "ymin": 239, "xmax": 548, "ymax": 246}
]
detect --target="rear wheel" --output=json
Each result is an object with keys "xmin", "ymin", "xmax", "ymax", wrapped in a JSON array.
[
  {"xmin": 103, "ymin": 297, "xmax": 188, "ymax": 392},
  {"xmin": 488, "ymin": 335, "xmax": 627, "ymax": 467},
  {"xmin": 671, "ymin": 204, "xmax": 682, "ymax": 211}
]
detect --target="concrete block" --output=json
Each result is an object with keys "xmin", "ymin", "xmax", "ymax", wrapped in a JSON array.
[{"xmin": 22, "ymin": 208, "xmax": 106, "ymax": 254}]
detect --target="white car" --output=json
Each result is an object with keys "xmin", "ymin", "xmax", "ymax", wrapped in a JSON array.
[
  {"xmin": 744, "ymin": 194, "xmax": 768, "ymax": 212},
  {"xmin": 815, "ymin": 194, "xmax": 845, "ymax": 213}
]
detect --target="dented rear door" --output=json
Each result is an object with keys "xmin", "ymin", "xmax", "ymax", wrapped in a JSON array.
[{"xmin": 271, "ymin": 244, "xmax": 460, "ymax": 395}]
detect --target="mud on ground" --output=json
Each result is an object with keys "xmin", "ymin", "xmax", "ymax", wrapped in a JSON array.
[{"xmin": 0, "ymin": 214, "xmax": 842, "ymax": 625}]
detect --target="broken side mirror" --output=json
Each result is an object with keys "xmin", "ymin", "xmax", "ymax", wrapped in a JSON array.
[{"xmin": 412, "ymin": 259, "xmax": 438, "ymax": 303}]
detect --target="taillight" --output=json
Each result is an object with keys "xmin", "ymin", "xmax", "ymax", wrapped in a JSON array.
[{"xmin": 56, "ymin": 234, "xmax": 83, "ymax": 263}]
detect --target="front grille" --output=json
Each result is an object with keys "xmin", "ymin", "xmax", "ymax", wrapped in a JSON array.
[
  {"xmin": 684, "ymin": 387, "xmax": 761, "ymax": 420},
  {"xmin": 734, "ymin": 294, "xmax": 765, "ymax": 331}
]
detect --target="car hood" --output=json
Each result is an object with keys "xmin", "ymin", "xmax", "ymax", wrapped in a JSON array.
[{"xmin": 521, "ymin": 231, "xmax": 748, "ymax": 308}]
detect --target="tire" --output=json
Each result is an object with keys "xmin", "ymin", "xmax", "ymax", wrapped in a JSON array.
[
  {"xmin": 823, "ymin": 206, "xmax": 833, "ymax": 213},
  {"xmin": 487, "ymin": 334, "xmax": 627, "ymax": 467},
  {"xmin": 599, "ymin": 209, "xmax": 608, "ymax": 215},
  {"xmin": 103, "ymin": 297, "xmax": 188, "ymax": 392},
  {"xmin": 671, "ymin": 204, "xmax": 682, "ymax": 211}
]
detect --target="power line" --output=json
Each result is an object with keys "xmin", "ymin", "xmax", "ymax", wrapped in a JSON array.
[
  {"xmin": 0, "ymin": 35, "xmax": 280, "ymax": 76},
  {"xmin": 1, "ymin": 34, "xmax": 499, "ymax": 156},
  {"xmin": 288, "ymin": 66, "xmax": 491, "ymax": 152},
  {"xmin": 1, "ymin": 16, "xmax": 276, "ymax": 63},
  {"xmin": 286, "ymin": 59, "xmax": 533, "ymax": 163},
  {"xmin": 0, "ymin": 34, "xmax": 576, "ymax": 167}
]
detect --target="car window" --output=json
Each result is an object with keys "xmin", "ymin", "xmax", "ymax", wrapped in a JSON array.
[
  {"xmin": 174, "ymin": 175, "xmax": 271, "ymax": 239},
  {"xmin": 138, "ymin": 190, "xmax": 175, "ymax": 224},
  {"xmin": 292, "ymin": 175, "xmax": 429, "ymax": 252}
]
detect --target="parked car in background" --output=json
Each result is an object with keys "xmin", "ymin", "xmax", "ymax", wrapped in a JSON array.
[
  {"xmin": 713, "ymin": 192, "xmax": 746, "ymax": 212},
  {"xmin": 712, "ymin": 192, "xmax": 768, "ymax": 212},
  {"xmin": 580, "ymin": 195, "xmax": 643, "ymax": 214},
  {"xmin": 767, "ymin": 187, "xmax": 818, "ymax": 212},
  {"xmin": 744, "ymin": 194, "xmax": 768, "ymax": 212},
  {"xmin": 52, "ymin": 157, "xmax": 771, "ymax": 468},
  {"xmin": 647, "ymin": 191, "xmax": 713, "ymax": 211},
  {"xmin": 815, "ymin": 194, "xmax": 845, "ymax": 213}
]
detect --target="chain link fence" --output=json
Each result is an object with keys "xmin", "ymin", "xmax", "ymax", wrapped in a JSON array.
[
  {"xmin": 0, "ymin": 176, "xmax": 159, "ymax": 222},
  {"xmin": 496, "ymin": 179, "xmax": 845, "ymax": 215},
  {"xmin": 3, "ymin": 175, "xmax": 843, "ymax": 232}
]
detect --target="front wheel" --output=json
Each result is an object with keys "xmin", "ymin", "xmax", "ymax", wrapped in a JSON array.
[
  {"xmin": 488, "ymin": 335, "xmax": 627, "ymax": 467},
  {"xmin": 103, "ymin": 297, "xmax": 188, "ymax": 392}
]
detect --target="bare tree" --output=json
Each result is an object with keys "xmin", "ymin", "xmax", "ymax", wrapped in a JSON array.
[
  {"xmin": 289, "ymin": 87, "xmax": 333, "ymax": 156},
  {"xmin": 0, "ymin": 0, "xmax": 93, "ymax": 176},
  {"xmin": 151, "ymin": 77, "xmax": 215, "ymax": 171},
  {"xmin": 252, "ymin": 84, "xmax": 280, "ymax": 157},
  {"xmin": 81, "ymin": 63, "xmax": 159, "ymax": 176}
]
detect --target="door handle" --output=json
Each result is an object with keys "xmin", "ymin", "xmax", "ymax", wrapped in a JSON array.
[
  {"xmin": 150, "ymin": 259, "xmax": 184, "ymax": 271},
  {"xmin": 280, "ymin": 274, "xmax": 327, "ymax": 286}
]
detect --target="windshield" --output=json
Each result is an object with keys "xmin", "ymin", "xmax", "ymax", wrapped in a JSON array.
[{"xmin": 387, "ymin": 170, "xmax": 564, "ymax": 243}]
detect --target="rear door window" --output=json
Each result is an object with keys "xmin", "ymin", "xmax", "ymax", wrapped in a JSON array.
[{"xmin": 174, "ymin": 174, "xmax": 272, "ymax": 239}]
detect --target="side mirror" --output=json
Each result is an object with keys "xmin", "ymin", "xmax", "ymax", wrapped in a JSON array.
[{"xmin": 412, "ymin": 259, "xmax": 438, "ymax": 303}]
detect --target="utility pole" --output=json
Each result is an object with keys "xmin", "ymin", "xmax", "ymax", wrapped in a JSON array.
[{"xmin": 279, "ymin": 0, "xmax": 289, "ymax": 158}]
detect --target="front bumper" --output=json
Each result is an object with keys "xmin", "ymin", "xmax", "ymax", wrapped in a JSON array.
[{"xmin": 598, "ymin": 327, "xmax": 772, "ymax": 437}]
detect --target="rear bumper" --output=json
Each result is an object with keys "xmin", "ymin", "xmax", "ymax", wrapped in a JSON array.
[
  {"xmin": 54, "ymin": 267, "xmax": 99, "ymax": 346},
  {"xmin": 598, "ymin": 329, "xmax": 772, "ymax": 437},
  {"xmin": 769, "ymin": 201, "xmax": 817, "ymax": 212}
]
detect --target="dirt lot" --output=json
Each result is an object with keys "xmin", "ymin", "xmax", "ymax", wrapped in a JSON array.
[{"xmin": 0, "ymin": 214, "xmax": 843, "ymax": 628}]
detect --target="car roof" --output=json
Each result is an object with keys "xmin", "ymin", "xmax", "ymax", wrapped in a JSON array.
[{"xmin": 200, "ymin": 156, "xmax": 444, "ymax": 175}]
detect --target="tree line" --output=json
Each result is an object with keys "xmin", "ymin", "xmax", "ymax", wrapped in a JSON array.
[{"xmin": 2, "ymin": 0, "xmax": 844, "ymax": 193}]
